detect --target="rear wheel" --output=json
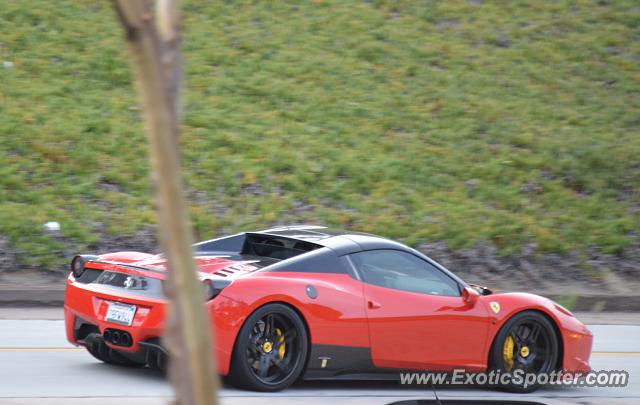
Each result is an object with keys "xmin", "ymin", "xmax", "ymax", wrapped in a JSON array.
[
  {"xmin": 489, "ymin": 310, "xmax": 559, "ymax": 392},
  {"xmin": 228, "ymin": 303, "xmax": 308, "ymax": 391}
]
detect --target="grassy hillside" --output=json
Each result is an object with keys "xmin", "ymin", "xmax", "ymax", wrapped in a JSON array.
[{"xmin": 1, "ymin": 0, "xmax": 638, "ymax": 270}]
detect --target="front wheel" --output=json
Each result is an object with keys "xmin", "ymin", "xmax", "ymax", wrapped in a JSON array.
[
  {"xmin": 489, "ymin": 310, "xmax": 559, "ymax": 393},
  {"xmin": 228, "ymin": 303, "xmax": 308, "ymax": 391}
]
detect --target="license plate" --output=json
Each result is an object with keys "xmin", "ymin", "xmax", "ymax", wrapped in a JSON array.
[{"xmin": 105, "ymin": 302, "xmax": 137, "ymax": 326}]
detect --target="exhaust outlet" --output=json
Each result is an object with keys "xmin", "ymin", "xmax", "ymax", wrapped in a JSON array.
[
  {"xmin": 120, "ymin": 332, "xmax": 131, "ymax": 346},
  {"xmin": 103, "ymin": 328, "xmax": 132, "ymax": 347}
]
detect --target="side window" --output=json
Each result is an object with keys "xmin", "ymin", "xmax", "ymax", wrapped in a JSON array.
[{"xmin": 349, "ymin": 250, "xmax": 460, "ymax": 297}]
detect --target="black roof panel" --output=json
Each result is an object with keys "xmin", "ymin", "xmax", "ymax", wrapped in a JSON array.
[
  {"xmin": 257, "ymin": 225, "xmax": 347, "ymax": 241},
  {"xmin": 252, "ymin": 225, "xmax": 468, "ymax": 287},
  {"xmin": 256, "ymin": 225, "xmax": 403, "ymax": 255}
]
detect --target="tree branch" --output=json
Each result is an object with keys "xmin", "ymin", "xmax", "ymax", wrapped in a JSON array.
[{"xmin": 113, "ymin": 1, "xmax": 218, "ymax": 404}]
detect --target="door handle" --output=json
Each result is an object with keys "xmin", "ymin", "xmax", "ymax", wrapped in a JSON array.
[{"xmin": 368, "ymin": 300, "xmax": 382, "ymax": 309}]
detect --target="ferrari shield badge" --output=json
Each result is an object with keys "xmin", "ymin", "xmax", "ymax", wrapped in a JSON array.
[{"xmin": 490, "ymin": 302, "xmax": 501, "ymax": 314}]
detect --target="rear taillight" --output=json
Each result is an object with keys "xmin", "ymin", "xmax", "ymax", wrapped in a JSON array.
[
  {"xmin": 71, "ymin": 255, "xmax": 86, "ymax": 278},
  {"xmin": 71, "ymin": 254, "xmax": 99, "ymax": 278},
  {"xmin": 202, "ymin": 279, "xmax": 232, "ymax": 301}
]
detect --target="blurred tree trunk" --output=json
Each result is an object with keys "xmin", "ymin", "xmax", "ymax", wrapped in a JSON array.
[{"xmin": 113, "ymin": 1, "xmax": 218, "ymax": 404}]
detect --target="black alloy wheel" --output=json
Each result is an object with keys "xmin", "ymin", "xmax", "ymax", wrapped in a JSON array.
[
  {"xmin": 228, "ymin": 303, "xmax": 308, "ymax": 391},
  {"xmin": 490, "ymin": 310, "xmax": 559, "ymax": 392}
]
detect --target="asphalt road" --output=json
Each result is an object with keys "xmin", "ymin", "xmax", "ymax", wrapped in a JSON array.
[{"xmin": 0, "ymin": 313, "xmax": 638, "ymax": 405}]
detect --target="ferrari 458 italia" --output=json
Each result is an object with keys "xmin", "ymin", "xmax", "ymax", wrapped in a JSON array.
[{"xmin": 64, "ymin": 225, "xmax": 592, "ymax": 391}]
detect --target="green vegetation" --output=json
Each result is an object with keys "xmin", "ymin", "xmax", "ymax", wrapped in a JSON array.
[
  {"xmin": 554, "ymin": 294, "xmax": 578, "ymax": 312},
  {"xmin": 1, "ymin": 0, "xmax": 638, "ymax": 270}
]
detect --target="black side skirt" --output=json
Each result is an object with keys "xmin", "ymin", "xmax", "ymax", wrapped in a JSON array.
[{"xmin": 303, "ymin": 344, "xmax": 399, "ymax": 381}]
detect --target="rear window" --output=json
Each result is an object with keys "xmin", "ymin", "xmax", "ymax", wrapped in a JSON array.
[
  {"xmin": 82, "ymin": 270, "xmax": 165, "ymax": 299},
  {"xmin": 241, "ymin": 233, "xmax": 320, "ymax": 260}
]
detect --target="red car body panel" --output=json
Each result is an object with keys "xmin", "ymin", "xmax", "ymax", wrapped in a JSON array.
[
  {"xmin": 65, "ymin": 281, "xmax": 166, "ymax": 354},
  {"xmin": 480, "ymin": 292, "xmax": 593, "ymax": 374},
  {"xmin": 363, "ymin": 283, "xmax": 491, "ymax": 371},
  {"xmin": 63, "ymin": 229, "xmax": 593, "ymax": 381}
]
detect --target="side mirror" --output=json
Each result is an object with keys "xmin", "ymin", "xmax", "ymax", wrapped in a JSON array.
[{"xmin": 462, "ymin": 286, "xmax": 480, "ymax": 307}]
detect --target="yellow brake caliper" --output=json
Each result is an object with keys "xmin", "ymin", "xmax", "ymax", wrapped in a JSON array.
[
  {"xmin": 276, "ymin": 328, "xmax": 285, "ymax": 360},
  {"xmin": 503, "ymin": 335, "xmax": 515, "ymax": 371}
]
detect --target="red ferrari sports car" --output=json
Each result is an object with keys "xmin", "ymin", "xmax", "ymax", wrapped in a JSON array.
[{"xmin": 64, "ymin": 225, "xmax": 592, "ymax": 391}]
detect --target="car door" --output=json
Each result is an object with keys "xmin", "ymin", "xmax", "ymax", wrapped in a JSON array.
[{"xmin": 347, "ymin": 249, "xmax": 490, "ymax": 371}]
